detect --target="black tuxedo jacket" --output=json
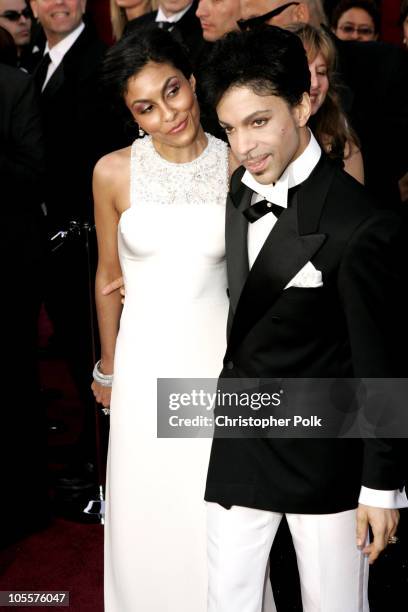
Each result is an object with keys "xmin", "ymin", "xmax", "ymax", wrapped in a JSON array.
[
  {"xmin": 205, "ymin": 155, "xmax": 406, "ymax": 514},
  {"xmin": 125, "ymin": 1, "xmax": 205, "ymax": 67},
  {"xmin": 0, "ymin": 63, "xmax": 44, "ymax": 218},
  {"xmin": 34, "ymin": 25, "xmax": 113, "ymax": 229}
]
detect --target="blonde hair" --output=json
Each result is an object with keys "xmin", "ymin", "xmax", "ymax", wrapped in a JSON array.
[
  {"xmin": 110, "ymin": 0, "xmax": 158, "ymax": 41},
  {"xmin": 287, "ymin": 22, "xmax": 359, "ymax": 160}
]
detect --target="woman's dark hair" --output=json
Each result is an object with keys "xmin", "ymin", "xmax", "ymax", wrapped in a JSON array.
[
  {"xmin": 199, "ymin": 25, "xmax": 310, "ymax": 110},
  {"xmin": 102, "ymin": 24, "xmax": 192, "ymax": 109},
  {"xmin": 287, "ymin": 22, "xmax": 360, "ymax": 161},
  {"xmin": 331, "ymin": 0, "xmax": 380, "ymax": 33},
  {"xmin": 0, "ymin": 26, "xmax": 18, "ymax": 67}
]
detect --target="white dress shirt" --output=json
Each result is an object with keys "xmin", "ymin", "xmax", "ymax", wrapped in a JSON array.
[
  {"xmin": 240, "ymin": 129, "xmax": 408, "ymax": 509},
  {"xmin": 42, "ymin": 21, "xmax": 85, "ymax": 91},
  {"xmin": 155, "ymin": 3, "xmax": 192, "ymax": 23},
  {"xmin": 243, "ymin": 129, "xmax": 321, "ymax": 269}
]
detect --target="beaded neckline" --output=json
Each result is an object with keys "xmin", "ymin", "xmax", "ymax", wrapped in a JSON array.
[{"xmin": 143, "ymin": 134, "xmax": 213, "ymax": 168}]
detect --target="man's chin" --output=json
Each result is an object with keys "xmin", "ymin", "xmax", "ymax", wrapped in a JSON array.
[{"xmin": 246, "ymin": 168, "xmax": 277, "ymax": 185}]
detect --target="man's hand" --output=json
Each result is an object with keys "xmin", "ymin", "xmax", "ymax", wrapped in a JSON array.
[
  {"xmin": 356, "ymin": 504, "xmax": 399, "ymax": 564},
  {"xmin": 102, "ymin": 276, "xmax": 125, "ymax": 302}
]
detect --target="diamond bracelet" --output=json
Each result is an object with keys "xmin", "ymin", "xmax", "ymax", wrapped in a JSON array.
[{"xmin": 92, "ymin": 360, "xmax": 114, "ymax": 387}]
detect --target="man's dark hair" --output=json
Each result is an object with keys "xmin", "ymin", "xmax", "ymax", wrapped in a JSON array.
[
  {"xmin": 102, "ymin": 24, "xmax": 192, "ymax": 107},
  {"xmin": 199, "ymin": 26, "xmax": 311, "ymax": 110},
  {"xmin": 331, "ymin": 0, "xmax": 380, "ymax": 33}
]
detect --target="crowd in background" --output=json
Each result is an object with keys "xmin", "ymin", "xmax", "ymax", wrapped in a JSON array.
[{"xmin": 0, "ymin": 0, "xmax": 407, "ymax": 545}]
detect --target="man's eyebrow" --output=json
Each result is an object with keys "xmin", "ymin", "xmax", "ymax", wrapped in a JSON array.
[{"xmin": 219, "ymin": 109, "xmax": 271, "ymax": 128}]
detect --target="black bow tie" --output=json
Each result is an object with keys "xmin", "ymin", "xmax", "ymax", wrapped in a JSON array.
[
  {"xmin": 243, "ymin": 199, "xmax": 284, "ymax": 223},
  {"xmin": 242, "ymin": 185, "xmax": 299, "ymax": 223}
]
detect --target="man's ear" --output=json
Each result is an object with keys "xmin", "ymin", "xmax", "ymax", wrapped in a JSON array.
[
  {"xmin": 293, "ymin": 92, "xmax": 312, "ymax": 127},
  {"xmin": 292, "ymin": 2, "xmax": 310, "ymax": 24}
]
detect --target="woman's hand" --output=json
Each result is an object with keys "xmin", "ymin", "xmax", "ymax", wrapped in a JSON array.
[
  {"xmin": 102, "ymin": 276, "xmax": 126, "ymax": 304},
  {"xmin": 91, "ymin": 380, "xmax": 112, "ymax": 408}
]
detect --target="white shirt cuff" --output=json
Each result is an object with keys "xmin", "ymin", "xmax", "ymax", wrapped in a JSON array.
[{"xmin": 358, "ymin": 486, "xmax": 408, "ymax": 508}]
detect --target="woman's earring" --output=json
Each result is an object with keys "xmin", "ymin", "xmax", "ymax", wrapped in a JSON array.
[{"xmin": 138, "ymin": 126, "xmax": 145, "ymax": 137}]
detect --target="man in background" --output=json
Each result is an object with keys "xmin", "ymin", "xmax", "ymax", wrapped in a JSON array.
[
  {"xmin": 0, "ymin": 63, "xmax": 48, "ymax": 544},
  {"xmin": 0, "ymin": 0, "xmax": 39, "ymax": 69},
  {"xmin": 126, "ymin": 0, "xmax": 205, "ymax": 65},
  {"xmin": 30, "ymin": 0, "xmax": 113, "ymax": 515},
  {"xmin": 196, "ymin": 0, "xmax": 241, "ymax": 41}
]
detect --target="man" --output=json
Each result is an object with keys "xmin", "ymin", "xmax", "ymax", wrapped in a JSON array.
[
  {"xmin": 0, "ymin": 63, "xmax": 49, "ymax": 544},
  {"xmin": 125, "ymin": 0, "xmax": 205, "ymax": 65},
  {"xmin": 0, "ymin": 0, "xmax": 38, "ymax": 68},
  {"xmin": 238, "ymin": 0, "xmax": 408, "ymax": 208},
  {"xmin": 240, "ymin": 0, "xmax": 326, "ymax": 27},
  {"xmin": 196, "ymin": 0, "xmax": 241, "ymax": 41},
  {"xmin": 30, "ymin": 0, "xmax": 115, "ymax": 510},
  {"xmin": 200, "ymin": 26, "xmax": 407, "ymax": 611}
]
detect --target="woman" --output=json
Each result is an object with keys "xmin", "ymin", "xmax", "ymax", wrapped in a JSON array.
[
  {"xmin": 288, "ymin": 22, "xmax": 364, "ymax": 183},
  {"xmin": 331, "ymin": 0, "xmax": 379, "ymax": 42},
  {"xmin": 110, "ymin": 0, "xmax": 155, "ymax": 40},
  {"xmin": 92, "ymin": 25, "xmax": 230, "ymax": 611}
]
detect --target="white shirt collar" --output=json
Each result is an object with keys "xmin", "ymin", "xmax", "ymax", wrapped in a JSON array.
[
  {"xmin": 155, "ymin": 3, "xmax": 192, "ymax": 23},
  {"xmin": 241, "ymin": 130, "xmax": 321, "ymax": 208},
  {"xmin": 45, "ymin": 21, "xmax": 85, "ymax": 67}
]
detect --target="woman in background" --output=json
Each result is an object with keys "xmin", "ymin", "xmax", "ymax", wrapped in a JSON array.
[
  {"xmin": 288, "ymin": 22, "xmax": 364, "ymax": 183},
  {"xmin": 110, "ymin": 0, "xmax": 155, "ymax": 39},
  {"xmin": 331, "ymin": 0, "xmax": 379, "ymax": 42}
]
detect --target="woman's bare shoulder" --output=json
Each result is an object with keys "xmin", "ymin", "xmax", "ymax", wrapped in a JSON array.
[{"xmin": 94, "ymin": 146, "xmax": 132, "ymax": 185}]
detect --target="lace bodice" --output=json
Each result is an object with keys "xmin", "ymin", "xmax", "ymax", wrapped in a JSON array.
[{"xmin": 130, "ymin": 133, "xmax": 229, "ymax": 207}]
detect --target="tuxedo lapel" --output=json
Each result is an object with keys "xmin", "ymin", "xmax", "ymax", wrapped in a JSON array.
[
  {"xmin": 40, "ymin": 27, "xmax": 95, "ymax": 100},
  {"xmin": 225, "ymin": 169, "xmax": 252, "ymax": 313},
  {"xmin": 41, "ymin": 61, "xmax": 64, "ymax": 98},
  {"xmin": 226, "ymin": 155, "xmax": 335, "ymax": 354}
]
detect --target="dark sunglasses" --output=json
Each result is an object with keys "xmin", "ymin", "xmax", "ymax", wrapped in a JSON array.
[
  {"xmin": 238, "ymin": 2, "xmax": 300, "ymax": 31},
  {"xmin": 0, "ymin": 7, "xmax": 32, "ymax": 22}
]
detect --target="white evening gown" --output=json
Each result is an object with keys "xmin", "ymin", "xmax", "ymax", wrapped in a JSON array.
[{"xmin": 104, "ymin": 134, "xmax": 229, "ymax": 611}]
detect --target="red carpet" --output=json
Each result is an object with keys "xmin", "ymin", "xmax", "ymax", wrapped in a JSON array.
[{"xmin": 0, "ymin": 519, "xmax": 103, "ymax": 611}]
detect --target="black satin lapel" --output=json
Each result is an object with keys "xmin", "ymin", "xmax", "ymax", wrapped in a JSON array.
[
  {"xmin": 225, "ymin": 188, "xmax": 252, "ymax": 312},
  {"xmin": 42, "ymin": 63, "xmax": 64, "ymax": 98},
  {"xmin": 228, "ymin": 201, "xmax": 326, "ymax": 354}
]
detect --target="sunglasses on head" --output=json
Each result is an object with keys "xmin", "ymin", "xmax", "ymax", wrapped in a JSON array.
[
  {"xmin": 237, "ymin": 2, "xmax": 300, "ymax": 31},
  {"xmin": 0, "ymin": 7, "xmax": 32, "ymax": 22}
]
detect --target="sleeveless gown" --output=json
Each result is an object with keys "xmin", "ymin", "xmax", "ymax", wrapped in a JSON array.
[{"xmin": 104, "ymin": 134, "xmax": 229, "ymax": 611}]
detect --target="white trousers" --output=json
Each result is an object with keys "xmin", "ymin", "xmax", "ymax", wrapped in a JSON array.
[{"xmin": 207, "ymin": 503, "xmax": 369, "ymax": 612}]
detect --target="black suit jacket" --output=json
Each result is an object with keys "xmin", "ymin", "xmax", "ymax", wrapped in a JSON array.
[
  {"xmin": 0, "ymin": 63, "xmax": 44, "ymax": 218},
  {"xmin": 34, "ymin": 25, "xmax": 112, "ymax": 229},
  {"xmin": 331, "ymin": 36, "xmax": 408, "ymax": 208},
  {"xmin": 125, "ymin": 1, "xmax": 205, "ymax": 67},
  {"xmin": 205, "ymin": 155, "xmax": 406, "ymax": 514}
]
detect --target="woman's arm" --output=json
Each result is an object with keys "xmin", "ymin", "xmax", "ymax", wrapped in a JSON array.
[
  {"xmin": 92, "ymin": 154, "xmax": 124, "ymax": 407},
  {"xmin": 344, "ymin": 140, "xmax": 365, "ymax": 185}
]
